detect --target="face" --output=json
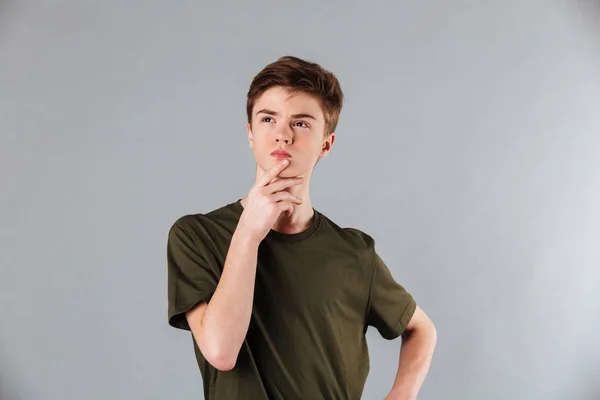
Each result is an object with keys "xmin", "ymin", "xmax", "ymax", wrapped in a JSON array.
[{"xmin": 247, "ymin": 86, "xmax": 335, "ymax": 179}]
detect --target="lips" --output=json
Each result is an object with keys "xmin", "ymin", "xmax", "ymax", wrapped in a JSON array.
[{"xmin": 271, "ymin": 150, "xmax": 291, "ymax": 158}]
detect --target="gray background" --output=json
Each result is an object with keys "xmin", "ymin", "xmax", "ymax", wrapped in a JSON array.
[{"xmin": 1, "ymin": 1, "xmax": 599, "ymax": 399}]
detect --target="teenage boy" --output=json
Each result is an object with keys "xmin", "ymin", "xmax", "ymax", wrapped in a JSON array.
[{"xmin": 167, "ymin": 56, "xmax": 437, "ymax": 400}]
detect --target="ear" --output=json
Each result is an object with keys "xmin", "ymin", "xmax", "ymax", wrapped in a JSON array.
[
  {"xmin": 246, "ymin": 123, "xmax": 254, "ymax": 147},
  {"xmin": 319, "ymin": 133, "xmax": 335, "ymax": 157}
]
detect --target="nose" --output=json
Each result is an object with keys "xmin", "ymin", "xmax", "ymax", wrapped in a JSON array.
[{"xmin": 275, "ymin": 126, "xmax": 293, "ymax": 145}]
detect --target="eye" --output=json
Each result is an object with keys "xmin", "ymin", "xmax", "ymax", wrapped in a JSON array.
[
  {"xmin": 294, "ymin": 121, "xmax": 309, "ymax": 128},
  {"xmin": 261, "ymin": 116, "xmax": 273, "ymax": 123}
]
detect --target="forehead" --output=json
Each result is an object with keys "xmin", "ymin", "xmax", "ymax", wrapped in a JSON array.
[{"xmin": 253, "ymin": 87, "xmax": 323, "ymax": 119}]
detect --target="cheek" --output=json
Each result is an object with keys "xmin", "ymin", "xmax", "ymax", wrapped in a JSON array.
[{"xmin": 252, "ymin": 132, "xmax": 271, "ymax": 147}]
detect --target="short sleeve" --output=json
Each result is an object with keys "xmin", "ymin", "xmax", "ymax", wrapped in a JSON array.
[
  {"xmin": 366, "ymin": 250, "xmax": 417, "ymax": 340},
  {"xmin": 167, "ymin": 218, "xmax": 219, "ymax": 331}
]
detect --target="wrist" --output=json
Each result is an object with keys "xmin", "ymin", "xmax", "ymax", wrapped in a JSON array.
[{"xmin": 233, "ymin": 223, "xmax": 262, "ymax": 248}]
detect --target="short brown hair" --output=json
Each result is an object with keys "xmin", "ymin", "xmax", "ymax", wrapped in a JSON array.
[{"xmin": 246, "ymin": 56, "xmax": 344, "ymax": 136}]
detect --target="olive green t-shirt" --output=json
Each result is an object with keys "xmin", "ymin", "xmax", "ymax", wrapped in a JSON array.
[{"xmin": 167, "ymin": 199, "xmax": 416, "ymax": 400}]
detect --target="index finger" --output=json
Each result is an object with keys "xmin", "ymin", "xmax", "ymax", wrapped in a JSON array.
[{"xmin": 255, "ymin": 159, "xmax": 290, "ymax": 188}]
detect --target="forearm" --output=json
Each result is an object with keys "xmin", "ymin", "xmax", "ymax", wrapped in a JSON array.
[
  {"xmin": 200, "ymin": 226, "xmax": 260, "ymax": 364},
  {"xmin": 387, "ymin": 324, "xmax": 437, "ymax": 400}
]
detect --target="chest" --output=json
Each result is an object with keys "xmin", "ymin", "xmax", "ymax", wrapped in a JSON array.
[{"xmin": 252, "ymin": 241, "xmax": 370, "ymax": 322}]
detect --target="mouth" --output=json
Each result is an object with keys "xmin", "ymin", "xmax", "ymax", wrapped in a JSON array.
[{"xmin": 270, "ymin": 150, "xmax": 291, "ymax": 159}]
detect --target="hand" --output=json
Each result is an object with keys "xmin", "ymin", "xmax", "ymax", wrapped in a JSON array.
[{"xmin": 238, "ymin": 159, "xmax": 304, "ymax": 243}]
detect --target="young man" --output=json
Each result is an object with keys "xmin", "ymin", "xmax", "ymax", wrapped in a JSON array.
[{"xmin": 167, "ymin": 56, "xmax": 437, "ymax": 400}]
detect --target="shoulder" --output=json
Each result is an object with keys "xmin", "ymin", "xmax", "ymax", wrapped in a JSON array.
[
  {"xmin": 317, "ymin": 211, "xmax": 376, "ymax": 252},
  {"xmin": 342, "ymin": 227, "xmax": 376, "ymax": 248},
  {"xmin": 168, "ymin": 201, "xmax": 240, "ymax": 240}
]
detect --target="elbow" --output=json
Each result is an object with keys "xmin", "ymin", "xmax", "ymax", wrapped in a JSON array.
[
  {"xmin": 186, "ymin": 306, "xmax": 240, "ymax": 371},
  {"xmin": 206, "ymin": 351, "xmax": 237, "ymax": 371},
  {"xmin": 199, "ymin": 339, "xmax": 239, "ymax": 371}
]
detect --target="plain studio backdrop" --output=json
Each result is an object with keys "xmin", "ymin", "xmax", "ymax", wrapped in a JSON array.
[{"xmin": 1, "ymin": 1, "xmax": 599, "ymax": 399}]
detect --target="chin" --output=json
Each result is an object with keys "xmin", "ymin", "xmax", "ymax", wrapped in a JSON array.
[
  {"xmin": 259, "ymin": 159, "xmax": 305, "ymax": 177},
  {"xmin": 276, "ymin": 169, "xmax": 297, "ymax": 178}
]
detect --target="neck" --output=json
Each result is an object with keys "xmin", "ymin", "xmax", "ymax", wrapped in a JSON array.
[
  {"xmin": 240, "ymin": 193, "xmax": 314, "ymax": 235},
  {"xmin": 273, "ymin": 198, "xmax": 315, "ymax": 234}
]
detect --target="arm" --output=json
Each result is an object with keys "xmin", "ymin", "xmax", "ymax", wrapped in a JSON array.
[
  {"xmin": 185, "ymin": 226, "xmax": 260, "ymax": 371},
  {"xmin": 184, "ymin": 160, "xmax": 303, "ymax": 371},
  {"xmin": 385, "ymin": 305, "xmax": 437, "ymax": 400}
]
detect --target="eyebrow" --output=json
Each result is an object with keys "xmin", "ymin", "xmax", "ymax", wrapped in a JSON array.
[{"xmin": 255, "ymin": 108, "xmax": 317, "ymax": 120}]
